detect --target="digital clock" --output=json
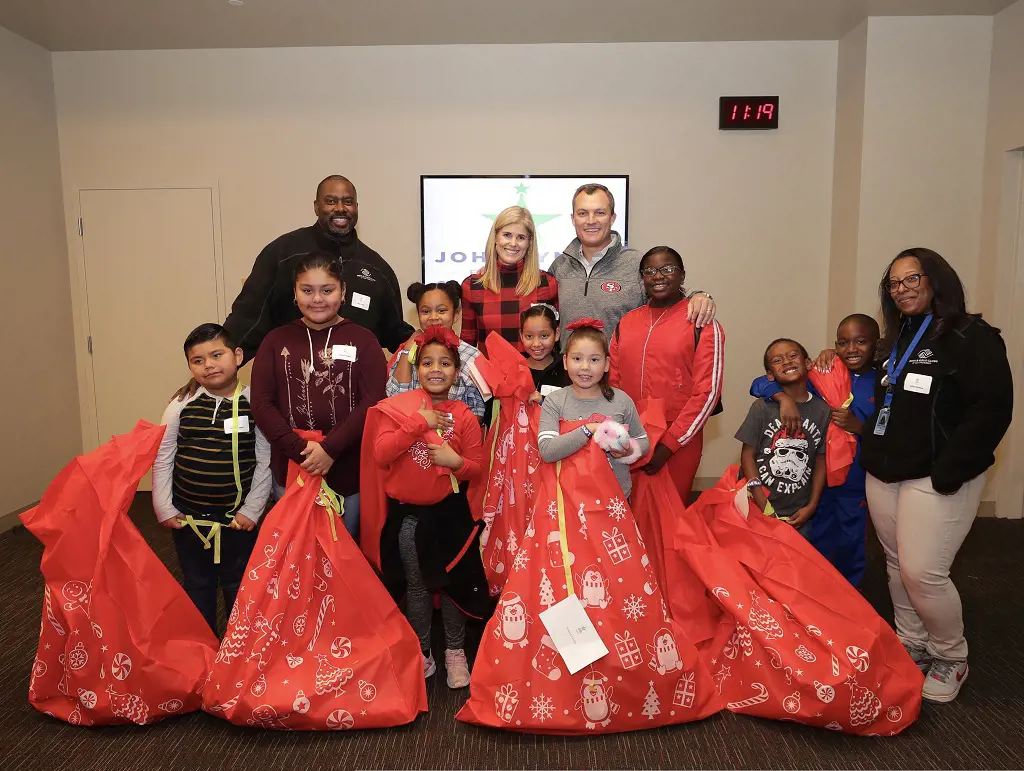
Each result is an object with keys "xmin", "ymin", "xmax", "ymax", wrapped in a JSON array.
[{"xmin": 719, "ymin": 96, "xmax": 779, "ymax": 130}]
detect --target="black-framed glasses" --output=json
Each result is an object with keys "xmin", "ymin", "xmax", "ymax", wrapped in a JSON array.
[
  {"xmin": 885, "ymin": 273, "xmax": 924, "ymax": 293},
  {"xmin": 641, "ymin": 265, "xmax": 682, "ymax": 278}
]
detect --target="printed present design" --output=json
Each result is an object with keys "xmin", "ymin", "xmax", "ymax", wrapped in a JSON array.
[
  {"xmin": 614, "ymin": 631, "xmax": 643, "ymax": 670},
  {"xmin": 494, "ymin": 683, "xmax": 520, "ymax": 723},
  {"xmin": 673, "ymin": 671, "xmax": 696, "ymax": 708},
  {"xmin": 601, "ymin": 528, "xmax": 632, "ymax": 565}
]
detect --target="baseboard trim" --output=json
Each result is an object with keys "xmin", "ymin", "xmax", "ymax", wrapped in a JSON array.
[
  {"xmin": 693, "ymin": 477, "xmax": 998, "ymax": 518},
  {"xmin": 0, "ymin": 501, "xmax": 37, "ymax": 534}
]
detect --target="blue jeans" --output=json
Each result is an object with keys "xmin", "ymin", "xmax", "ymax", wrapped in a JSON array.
[{"xmin": 272, "ymin": 477, "xmax": 360, "ymax": 541}]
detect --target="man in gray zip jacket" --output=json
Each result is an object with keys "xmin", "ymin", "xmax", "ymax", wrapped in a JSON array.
[{"xmin": 549, "ymin": 183, "xmax": 715, "ymax": 339}]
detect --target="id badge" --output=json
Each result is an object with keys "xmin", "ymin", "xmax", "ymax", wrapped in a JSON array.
[{"xmin": 873, "ymin": 407, "xmax": 890, "ymax": 436}]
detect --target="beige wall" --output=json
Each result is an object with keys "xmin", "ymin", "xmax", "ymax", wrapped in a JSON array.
[
  {"xmin": 853, "ymin": 17, "xmax": 993, "ymax": 314},
  {"xmin": 978, "ymin": 0, "xmax": 1024, "ymax": 517},
  {"xmin": 51, "ymin": 41, "xmax": 839, "ymax": 479},
  {"xmin": 0, "ymin": 26, "xmax": 80, "ymax": 518},
  {"xmin": 827, "ymin": 21, "xmax": 868, "ymax": 334}
]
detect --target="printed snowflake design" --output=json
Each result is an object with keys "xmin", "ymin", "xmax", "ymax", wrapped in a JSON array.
[
  {"xmin": 530, "ymin": 693, "xmax": 555, "ymax": 723},
  {"xmin": 493, "ymin": 470, "xmax": 505, "ymax": 491},
  {"xmin": 522, "ymin": 479, "xmax": 535, "ymax": 498},
  {"xmin": 606, "ymin": 497, "xmax": 627, "ymax": 522},
  {"xmin": 512, "ymin": 548, "xmax": 530, "ymax": 572},
  {"xmin": 622, "ymin": 594, "xmax": 647, "ymax": 622},
  {"xmin": 547, "ymin": 500, "xmax": 559, "ymax": 520}
]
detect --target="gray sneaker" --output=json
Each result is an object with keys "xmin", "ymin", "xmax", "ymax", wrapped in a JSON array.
[
  {"xmin": 903, "ymin": 642, "xmax": 932, "ymax": 673},
  {"xmin": 922, "ymin": 659, "xmax": 968, "ymax": 703}
]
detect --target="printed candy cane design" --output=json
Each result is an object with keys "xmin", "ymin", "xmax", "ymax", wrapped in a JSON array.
[
  {"xmin": 726, "ymin": 682, "xmax": 769, "ymax": 709},
  {"xmin": 307, "ymin": 594, "xmax": 335, "ymax": 652},
  {"xmin": 44, "ymin": 587, "xmax": 66, "ymax": 637},
  {"xmin": 248, "ymin": 543, "xmax": 278, "ymax": 581}
]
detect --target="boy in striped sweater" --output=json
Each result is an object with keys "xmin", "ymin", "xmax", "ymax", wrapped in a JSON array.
[{"xmin": 153, "ymin": 323, "xmax": 272, "ymax": 634}]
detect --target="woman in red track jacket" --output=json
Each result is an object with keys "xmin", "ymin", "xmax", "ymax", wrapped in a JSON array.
[{"xmin": 610, "ymin": 246, "xmax": 725, "ymax": 504}]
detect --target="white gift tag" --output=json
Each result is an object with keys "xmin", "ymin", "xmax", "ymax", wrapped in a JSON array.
[
  {"xmin": 350, "ymin": 292, "xmax": 371, "ymax": 310},
  {"xmin": 904, "ymin": 373, "xmax": 933, "ymax": 394},
  {"xmin": 540, "ymin": 384, "xmax": 561, "ymax": 397},
  {"xmin": 332, "ymin": 344, "xmax": 357, "ymax": 362},
  {"xmin": 223, "ymin": 415, "xmax": 250, "ymax": 434},
  {"xmin": 539, "ymin": 594, "xmax": 609, "ymax": 675}
]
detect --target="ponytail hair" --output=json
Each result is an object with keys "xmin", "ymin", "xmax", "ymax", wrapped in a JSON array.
[
  {"xmin": 293, "ymin": 252, "xmax": 344, "ymax": 284},
  {"xmin": 407, "ymin": 280, "xmax": 462, "ymax": 309},
  {"xmin": 565, "ymin": 319, "xmax": 614, "ymax": 401}
]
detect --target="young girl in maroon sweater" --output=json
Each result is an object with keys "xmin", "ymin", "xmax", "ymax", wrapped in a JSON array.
[{"xmin": 250, "ymin": 252, "xmax": 387, "ymax": 539}]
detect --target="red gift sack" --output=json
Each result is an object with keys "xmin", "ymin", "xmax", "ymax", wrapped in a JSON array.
[
  {"xmin": 457, "ymin": 419, "xmax": 721, "ymax": 734},
  {"xmin": 808, "ymin": 361, "xmax": 858, "ymax": 487},
  {"xmin": 671, "ymin": 468, "xmax": 923, "ymax": 735},
  {"xmin": 470, "ymin": 333, "xmax": 543, "ymax": 596},
  {"xmin": 21, "ymin": 420, "xmax": 219, "ymax": 726},
  {"xmin": 203, "ymin": 435, "xmax": 427, "ymax": 730}
]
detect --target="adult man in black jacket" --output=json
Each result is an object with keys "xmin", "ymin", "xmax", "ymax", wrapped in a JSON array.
[{"xmin": 222, "ymin": 175, "xmax": 413, "ymax": 362}]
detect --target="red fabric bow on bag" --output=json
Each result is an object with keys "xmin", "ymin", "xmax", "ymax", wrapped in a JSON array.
[
  {"xmin": 414, "ymin": 325, "xmax": 462, "ymax": 351},
  {"xmin": 566, "ymin": 317, "xmax": 605, "ymax": 332}
]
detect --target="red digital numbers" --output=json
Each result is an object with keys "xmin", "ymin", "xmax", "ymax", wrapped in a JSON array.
[{"xmin": 720, "ymin": 97, "xmax": 779, "ymax": 130}]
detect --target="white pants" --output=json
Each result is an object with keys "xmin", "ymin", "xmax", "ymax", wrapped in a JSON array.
[{"xmin": 866, "ymin": 473, "xmax": 985, "ymax": 661}]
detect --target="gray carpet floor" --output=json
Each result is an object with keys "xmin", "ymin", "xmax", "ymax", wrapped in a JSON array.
[{"xmin": 2, "ymin": 497, "xmax": 1023, "ymax": 770}]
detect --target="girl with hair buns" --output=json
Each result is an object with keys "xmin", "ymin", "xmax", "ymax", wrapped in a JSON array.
[
  {"xmin": 387, "ymin": 280, "xmax": 488, "ymax": 420},
  {"xmin": 460, "ymin": 206, "xmax": 558, "ymax": 355}
]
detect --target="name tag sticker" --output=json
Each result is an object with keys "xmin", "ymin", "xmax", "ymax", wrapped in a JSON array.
[
  {"xmin": 332, "ymin": 344, "xmax": 358, "ymax": 362},
  {"xmin": 350, "ymin": 292, "xmax": 371, "ymax": 311},
  {"xmin": 539, "ymin": 594, "xmax": 609, "ymax": 675},
  {"xmin": 540, "ymin": 384, "xmax": 561, "ymax": 397},
  {"xmin": 904, "ymin": 374, "xmax": 933, "ymax": 394},
  {"xmin": 224, "ymin": 416, "xmax": 250, "ymax": 434}
]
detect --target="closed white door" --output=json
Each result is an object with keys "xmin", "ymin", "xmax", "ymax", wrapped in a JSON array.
[{"xmin": 80, "ymin": 188, "xmax": 221, "ymax": 486}]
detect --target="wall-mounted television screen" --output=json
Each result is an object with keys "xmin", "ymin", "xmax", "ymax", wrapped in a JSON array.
[{"xmin": 420, "ymin": 175, "xmax": 629, "ymax": 285}]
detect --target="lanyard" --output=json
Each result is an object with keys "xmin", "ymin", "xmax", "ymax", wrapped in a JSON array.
[
  {"xmin": 229, "ymin": 382, "xmax": 244, "ymax": 511},
  {"xmin": 883, "ymin": 314, "xmax": 932, "ymax": 410}
]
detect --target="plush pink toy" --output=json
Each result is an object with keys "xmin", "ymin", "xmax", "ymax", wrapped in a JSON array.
[{"xmin": 593, "ymin": 420, "xmax": 643, "ymax": 464}]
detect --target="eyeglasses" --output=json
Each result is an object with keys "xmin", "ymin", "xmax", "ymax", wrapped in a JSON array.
[
  {"xmin": 885, "ymin": 273, "xmax": 924, "ymax": 293},
  {"xmin": 640, "ymin": 265, "xmax": 682, "ymax": 278}
]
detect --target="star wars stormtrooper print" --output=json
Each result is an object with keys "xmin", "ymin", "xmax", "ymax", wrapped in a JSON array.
[{"xmin": 735, "ymin": 396, "xmax": 830, "ymax": 518}]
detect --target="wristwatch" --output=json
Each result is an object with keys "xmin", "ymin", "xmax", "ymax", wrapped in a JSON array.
[{"xmin": 581, "ymin": 425, "xmax": 594, "ymax": 439}]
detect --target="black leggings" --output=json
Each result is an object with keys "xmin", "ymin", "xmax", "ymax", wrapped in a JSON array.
[{"xmin": 397, "ymin": 516, "xmax": 466, "ymax": 652}]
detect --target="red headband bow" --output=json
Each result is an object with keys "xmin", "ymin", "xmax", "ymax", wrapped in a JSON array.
[
  {"xmin": 414, "ymin": 325, "xmax": 462, "ymax": 351},
  {"xmin": 566, "ymin": 317, "xmax": 605, "ymax": 332}
]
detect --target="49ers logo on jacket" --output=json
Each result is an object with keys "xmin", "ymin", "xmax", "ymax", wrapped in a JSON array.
[{"xmin": 600, "ymin": 282, "xmax": 621, "ymax": 293}]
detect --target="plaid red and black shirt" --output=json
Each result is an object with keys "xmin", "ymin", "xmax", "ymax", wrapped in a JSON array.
[{"xmin": 460, "ymin": 263, "xmax": 558, "ymax": 355}]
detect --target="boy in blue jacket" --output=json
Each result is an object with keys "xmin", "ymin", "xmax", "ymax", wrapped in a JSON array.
[{"xmin": 750, "ymin": 314, "xmax": 879, "ymax": 586}]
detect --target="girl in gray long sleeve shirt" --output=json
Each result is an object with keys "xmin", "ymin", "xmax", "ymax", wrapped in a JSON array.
[{"xmin": 536, "ymin": 323, "xmax": 649, "ymax": 498}]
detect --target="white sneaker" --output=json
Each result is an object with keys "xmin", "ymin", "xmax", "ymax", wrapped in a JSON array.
[
  {"xmin": 902, "ymin": 642, "xmax": 933, "ymax": 673},
  {"xmin": 423, "ymin": 651, "xmax": 436, "ymax": 679},
  {"xmin": 922, "ymin": 659, "xmax": 968, "ymax": 703},
  {"xmin": 444, "ymin": 648, "xmax": 471, "ymax": 689}
]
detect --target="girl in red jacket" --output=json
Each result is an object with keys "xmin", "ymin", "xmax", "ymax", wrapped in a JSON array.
[
  {"xmin": 610, "ymin": 246, "xmax": 725, "ymax": 504},
  {"xmin": 360, "ymin": 326, "xmax": 489, "ymax": 690}
]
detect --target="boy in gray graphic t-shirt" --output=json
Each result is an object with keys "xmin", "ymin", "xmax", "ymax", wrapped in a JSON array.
[{"xmin": 736, "ymin": 338, "xmax": 829, "ymax": 527}]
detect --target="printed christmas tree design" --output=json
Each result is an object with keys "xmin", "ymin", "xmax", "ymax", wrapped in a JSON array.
[
  {"xmin": 641, "ymin": 681, "xmax": 661, "ymax": 720},
  {"xmin": 846, "ymin": 675, "xmax": 882, "ymax": 727},
  {"xmin": 747, "ymin": 591, "xmax": 783, "ymax": 640},
  {"xmin": 539, "ymin": 568, "xmax": 556, "ymax": 609},
  {"xmin": 106, "ymin": 685, "xmax": 149, "ymax": 725},
  {"xmin": 315, "ymin": 653, "xmax": 354, "ymax": 697}
]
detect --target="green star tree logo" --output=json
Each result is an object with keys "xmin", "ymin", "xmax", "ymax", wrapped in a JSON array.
[{"xmin": 484, "ymin": 183, "xmax": 562, "ymax": 227}]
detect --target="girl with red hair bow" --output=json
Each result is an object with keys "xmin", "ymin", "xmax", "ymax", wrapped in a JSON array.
[{"xmin": 360, "ymin": 325, "xmax": 490, "ymax": 691}]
